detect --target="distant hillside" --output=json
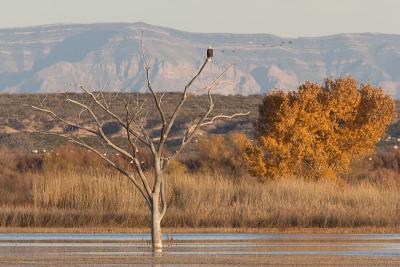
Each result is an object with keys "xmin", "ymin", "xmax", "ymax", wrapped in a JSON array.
[
  {"xmin": 0, "ymin": 93, "xmax": 260, "ymax": 150},
  {"xmin": 0, "ymin": 93, "xmax": 399, "ymax": 151},
  {"xmin": 0, "ymin": 23, "xmax": 400, "ymax": 96}
]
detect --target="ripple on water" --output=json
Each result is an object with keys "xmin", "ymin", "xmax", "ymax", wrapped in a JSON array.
[{"xmin": 0, "ymin": 233, "xmax": 400, "ymax": 257}]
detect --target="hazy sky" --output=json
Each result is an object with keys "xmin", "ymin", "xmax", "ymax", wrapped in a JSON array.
[{"xmin": 1, "ymin": 0, "xmax": 399, "ymax": 37}]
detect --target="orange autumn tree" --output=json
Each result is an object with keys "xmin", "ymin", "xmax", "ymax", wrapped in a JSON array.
[{"xmin": 245, "ymin": 77, "xmax": 395, "ymax": 180}]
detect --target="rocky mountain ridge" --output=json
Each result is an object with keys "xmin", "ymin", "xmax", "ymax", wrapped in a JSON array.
[{"xmin": 1, "ymin": 22, "xmax": 400, "ymax": 96}]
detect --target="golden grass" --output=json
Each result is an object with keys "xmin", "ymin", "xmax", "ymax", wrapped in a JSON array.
[
  {"xmin": 1, "ymin": 167, "xmax": 400, "ymax": 229},
  {"xmin": 2, "ymin": 226, "xmax": 400, "ymax": 234}
]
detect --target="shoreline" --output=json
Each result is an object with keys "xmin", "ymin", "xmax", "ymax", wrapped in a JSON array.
[{"xmin": 0, "ymin": 227, "xmax": 399, "ymax": 234}]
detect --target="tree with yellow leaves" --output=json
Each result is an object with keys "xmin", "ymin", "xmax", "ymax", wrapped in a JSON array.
[{"xmin": 245, "ymin": 77, "xmax": 395, "ymax": 180}]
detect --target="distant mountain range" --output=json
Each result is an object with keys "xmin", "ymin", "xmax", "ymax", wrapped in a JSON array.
[{"xmin": 1, "ymin": 22, "xmax": 400, "ymax": 96}]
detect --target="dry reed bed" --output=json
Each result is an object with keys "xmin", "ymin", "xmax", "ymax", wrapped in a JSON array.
[{"xmin": 1, "ymin": 169, "xmax": 400, "ymax": 228}]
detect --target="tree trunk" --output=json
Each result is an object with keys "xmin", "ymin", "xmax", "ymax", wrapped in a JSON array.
[{"xmin": 151, "ymin": 196, "xmax": 162, "ymax": 252}]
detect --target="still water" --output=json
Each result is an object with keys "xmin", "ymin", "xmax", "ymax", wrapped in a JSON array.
[{"xmin": 1, "ymin": 233, "xmax": 400, "ymax": 265}]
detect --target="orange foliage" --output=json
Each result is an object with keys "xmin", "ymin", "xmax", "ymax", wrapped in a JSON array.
[{"xmin": 246, "ymin": 77, "xmax": 395, "ymax": 180}]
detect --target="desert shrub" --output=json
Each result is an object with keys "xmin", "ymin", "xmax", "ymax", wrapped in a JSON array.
[
  {"xmin": 44, "ymin": 144, "xmax": 105, "ymax": 171},
  {"xmin": 373, "ymin": 149, "xmax": 400, "ymax": 171},
  {"xmin": 7, "ymin": 118, "xmax": 25, "ymax": 130},
  {"xmin": 65, "ymin": 124, "xmax": 79, "ymax": 132},
  {"xmin": 349, "ymin": 149, "xmax": 400, "ymax": 185},
  {"xmin": 165, "ymin": 159, "xmax": 188, "ymax": 175},
  {"xmin": 102, "ymin": 121, "xmax": 122, "ymax": 135},
  {"xmin": 42, "ymin": 144, "xmax": 156, "ymax": 174},
  {"xmin": 187, "ymin": 133, "xmax": 252, "ymax": 177},
  {"xmin": 0, "ymin": 147, "xmax": 42, "ymax": 204}
]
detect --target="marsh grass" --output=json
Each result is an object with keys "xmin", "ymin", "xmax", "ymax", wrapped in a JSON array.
[
  {"xmin": 1, "ymin": 145, "xmax": 400, "ymax": 228},
  {"xmin": 1, "ymin": 167, "xmax": 400, "ymax": 228}
]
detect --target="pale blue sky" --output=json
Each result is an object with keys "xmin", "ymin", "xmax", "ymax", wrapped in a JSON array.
[{"xmin": 1, "ymin": 0, "xmax": 399, "ymax": 37}]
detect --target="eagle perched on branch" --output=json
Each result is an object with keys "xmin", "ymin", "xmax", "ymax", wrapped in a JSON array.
[{"xmin": 207, "ymin": 46, "xmax": 213, "ymax": 61}]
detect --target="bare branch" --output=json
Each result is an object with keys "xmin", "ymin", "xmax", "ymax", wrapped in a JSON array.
[
  {"xmin": 200, "ymin": 112, "xmax": 250, "ymax": 128},
  {"xmin": 33, "ymin": 92, "xmax": 155, "ymax": 206},
  {"xmin": 34, "ymin": 94, "xmax": 151, "ymax": 184},
  {"xmin": 124, "ymin": 100, "xmax": 153, "ymax": 198},
  {"xmin": 162, "ymin": 63, "xmax": 241, "ymax": 160},
  {"xmin": 161, "ymin": 67, "xmax": 248, "ymax": 167},
  {"xmin": 158, "ymin": 58, "xmax": 209, "ymax": 154},
  {"xmin": 141, "ymin": 32, "xmax": 167, "ymax": 150},
  {"xmin": 64, "ymin": 96, "xmax": 136, "ymax": 161},
  {"xmin": 31, "ymin": 105, "xmax": 98, "ymax": 135},
  {"xmin": 39, "ymin": 95, "xmax": 48, "ymax": 107},
  {"xmin": 33, "ymin": 129, "xmax": 152, "ymax": 208},
  {"xmin": 79, "ymin": 86, "xmax": 151, "ymax": 148}
]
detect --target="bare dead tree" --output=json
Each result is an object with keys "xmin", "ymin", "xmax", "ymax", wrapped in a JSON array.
[{"xmin": 31, "ymin": 35, "xmax": 249, "ymax": 252}]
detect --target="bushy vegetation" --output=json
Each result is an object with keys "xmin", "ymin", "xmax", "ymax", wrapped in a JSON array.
[
  {"xmin": 182, "ymin": 133, "xmax": 251, "ymax": 177},
  {"xmin": 0, "ymin": 147, "xmax": 41, "ymax": 204},
  {"xmin": 246, "ymin": 78, "xmax": 395, "ymax": 180}
]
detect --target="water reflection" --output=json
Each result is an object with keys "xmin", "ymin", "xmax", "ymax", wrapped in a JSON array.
[
  {"xmin": 0, "ymin": 233, "xmax": 400, "ymax": 257},
  {"xmin": 1, "ymin": 232, "xmax": 400, "ymax": 240}
]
